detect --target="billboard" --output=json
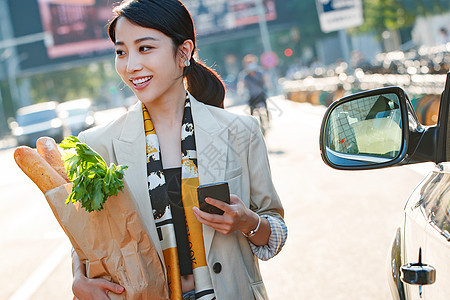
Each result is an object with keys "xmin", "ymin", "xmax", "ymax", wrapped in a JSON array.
[
  {"xmin": 315, "ymin": 0, "xmax": 363, "ymax": 33},
  {"xmin": 8, "ymin": 0, "xmax": 276, "ymax": 72},
  {"xmin": 38, "ymin": 0, "xmax": 114, "ymax": 59},
  {"xmin": 7, "ymin": 0, "xmax": 116, "ymax": 73}
]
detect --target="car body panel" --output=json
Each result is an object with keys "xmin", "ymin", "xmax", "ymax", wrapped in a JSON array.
[
  {"xmin": 403, "ymin": 171, "xmax": 431, "ymax": 300},
  {"xmin": 387, "ymin": 227, "xmax": 406, "ymax": 300},
  {"xmin": 408, "ymin": 163, "xmax": 450, "ymax": 299}
]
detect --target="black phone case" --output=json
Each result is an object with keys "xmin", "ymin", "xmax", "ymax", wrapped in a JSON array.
[{"xmin": 197, "ymin": 182, "xmax": 230, "ymax": 215}]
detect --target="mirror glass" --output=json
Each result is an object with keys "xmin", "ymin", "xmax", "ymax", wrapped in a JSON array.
[{"xmin": 325, "ymin": 93, "xmax": 403, "ymax": 166}]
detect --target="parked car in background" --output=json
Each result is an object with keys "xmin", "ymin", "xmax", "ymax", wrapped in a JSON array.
[
  {"xmin": 57, "ymin": 98, "xmax": 95, "ymax": 135},
  {"xmin": 319, "ymin": 72, "xmax": 450, "ymax": 300},
  {"xmin": 9, "ymin": 101, "xmax": 66, "ymax": 147}
]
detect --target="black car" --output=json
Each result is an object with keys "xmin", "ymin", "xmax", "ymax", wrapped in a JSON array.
[{"xmin": 319, "ymin": 72, "xmax": 450, "ymax": 299}]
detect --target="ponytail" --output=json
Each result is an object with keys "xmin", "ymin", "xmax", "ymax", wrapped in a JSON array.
[{"xmin": 185, "ymin": 58, "xmax": 225, "ymax": 108}]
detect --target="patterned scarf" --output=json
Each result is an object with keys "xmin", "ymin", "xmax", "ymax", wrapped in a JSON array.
[{"xmin": 143, "ymin": 96, "xmax": 215, "ymax": 300}]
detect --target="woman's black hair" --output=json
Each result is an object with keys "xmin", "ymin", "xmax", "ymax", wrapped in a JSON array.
[{"xmin": 108, "ymin": 0, "xmax": 225, "ymax": 108}]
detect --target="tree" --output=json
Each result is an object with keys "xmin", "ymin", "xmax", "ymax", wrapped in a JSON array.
[
  {"xmin": 355, "ymin": 0, "xmax": 415, "ymax": 38},
  {"xmin": 27, "ymin": 60, "xmax": 121, "ymax": 105},
  {"xmin": 354, "ymin": 0, "xmax": 450, "ymax": 39}
]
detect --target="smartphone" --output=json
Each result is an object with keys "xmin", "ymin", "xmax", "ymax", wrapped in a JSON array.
[{"xmin": 197, "ymin": 182, "xmax": 231, "ymax": 215}]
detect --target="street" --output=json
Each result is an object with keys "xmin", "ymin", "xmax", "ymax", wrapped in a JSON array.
[{"xmin": 1, "ymin": 98, "xmax": 432, "ymax": 299}]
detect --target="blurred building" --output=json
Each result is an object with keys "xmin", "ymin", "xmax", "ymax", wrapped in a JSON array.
[{"xmin": 412, "ymin": 12, "xmax": 450, "ymax": 46}]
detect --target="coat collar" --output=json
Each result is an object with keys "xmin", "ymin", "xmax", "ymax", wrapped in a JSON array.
[
  {"xmin": 190, "ymin": 96, "xmax": 229, "ymax": 183},
  {"xmin": 190, "ymin": 95, "xmax": 229, "ymax": 256}
]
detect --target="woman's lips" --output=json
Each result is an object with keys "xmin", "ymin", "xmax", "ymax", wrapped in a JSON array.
[{"xmin": 130, "ymin": 76, "xmax": 152, "ymax": 89}]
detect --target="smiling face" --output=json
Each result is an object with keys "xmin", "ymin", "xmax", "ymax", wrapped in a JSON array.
[{"xmin": 114, "ymin": 17, "xmax": 186, "ymax": 107}]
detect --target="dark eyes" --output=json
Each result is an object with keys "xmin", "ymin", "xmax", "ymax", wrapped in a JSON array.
[
  {"xmin": 115, "ymin": 46, "xmax": 153, "ymax": 57},
  {"xmin": 139, "ymin": 46, "xmax": 153, "ymax": 52}
]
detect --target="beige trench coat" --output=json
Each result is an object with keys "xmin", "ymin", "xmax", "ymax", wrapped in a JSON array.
[{"xmin": 78, "ymin": 95, "xmax": 284, "ymax": 300}]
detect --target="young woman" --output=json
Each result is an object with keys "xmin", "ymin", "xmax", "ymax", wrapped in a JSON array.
[{"xmin": 71, "ymin": 1, "xmax": 287, "ymax": 299}]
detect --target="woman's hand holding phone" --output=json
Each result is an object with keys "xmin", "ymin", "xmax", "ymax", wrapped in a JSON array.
[
  {"xmin": 197, "ymin": 182, "xmax": 231, "ymax": 215},
  {"xmin": 193, "ymin": 193, "xmax": 259, "ymax": 236}
]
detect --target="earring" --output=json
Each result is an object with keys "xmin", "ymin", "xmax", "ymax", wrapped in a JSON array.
[{"xmin": 184, "ymin": 59, "xmax": 190, "ymax": 67}]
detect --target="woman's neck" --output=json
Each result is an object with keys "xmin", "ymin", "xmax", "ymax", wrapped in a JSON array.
[{"xmin": 144, "ymin": 89, "xmax": 186, "ymax": 127}]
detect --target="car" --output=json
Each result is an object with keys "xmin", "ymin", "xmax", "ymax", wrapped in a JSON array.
[
  {"xmin": 319, "ymin": 71, "xmax": 450, "ymax": 300},
  {"xmin": 9, "ymin": 101, "xmax": 66, "ymax": 147},
  {"xmin": 57, "ymin": 98, "xmax": 95, "ymax": 136}
]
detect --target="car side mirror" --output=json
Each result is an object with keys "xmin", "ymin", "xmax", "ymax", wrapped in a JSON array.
[{"xmin": 319, "ymin": 86, "xmax": 439, "ymax": 170}]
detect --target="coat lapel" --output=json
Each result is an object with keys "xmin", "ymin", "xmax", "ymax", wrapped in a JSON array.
[
  {"xmin": 111, "ymin": 103, "xmax": 164, "ymax": 260},
  {"xmin": 190, "ymin": 96, "xmax": 228, "ymax": 256}
]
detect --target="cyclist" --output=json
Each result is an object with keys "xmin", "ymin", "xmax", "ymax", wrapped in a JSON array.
[{"xmin": 244, "ymin": 63, "xmax": 267, "ymax": 114}]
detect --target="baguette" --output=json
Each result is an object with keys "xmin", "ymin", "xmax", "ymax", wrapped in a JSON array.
[
  {"xmin": 14, "ymin": 146, "xmax": 67, "ymax": 193},
  {"xmin": 36, "ymin": 137, "xmax": 69, "ymax": 182}
]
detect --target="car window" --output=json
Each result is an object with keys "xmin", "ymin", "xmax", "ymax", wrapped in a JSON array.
[
  {"xmin": 421, "ymin": 172, "xmax": 450, "ymax": 241},
  {"xmin": 66, "ymin": 108, "xmax": 88, "ymax": 117},
  {"xmin": 16, "ymin": 109, "xmax": 58, "ymax": 126}
]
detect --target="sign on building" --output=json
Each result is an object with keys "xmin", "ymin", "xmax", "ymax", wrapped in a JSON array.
[{"xmin": 315, "ymin": 0, "xmax": 363, "ymax": 33}]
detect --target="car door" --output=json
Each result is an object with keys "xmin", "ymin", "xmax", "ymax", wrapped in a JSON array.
[
  {"xmin": 402, "ymin": 171, "xmax": 432, "ymax": 300},
  {"xmin": 406, "ymin": 165, "xmax": 450, "ymax": 299}
]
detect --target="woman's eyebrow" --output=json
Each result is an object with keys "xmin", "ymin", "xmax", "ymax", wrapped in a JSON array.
[
  {"xmin": 135, "ymin": 36, "xmax": 159, "ymax": 44},
  {"xmin": 115, "ymin": 36, "xmax": 159, "ymax": 46}
]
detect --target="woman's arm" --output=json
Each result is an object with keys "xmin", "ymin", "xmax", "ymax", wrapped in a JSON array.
[
  {"xmin": 72, "ymin": 251, "xmax": 124, "ymax": 300},
  {"xmin": 192, "ymin": 195, "xmax": 287, "ymax": 260}
]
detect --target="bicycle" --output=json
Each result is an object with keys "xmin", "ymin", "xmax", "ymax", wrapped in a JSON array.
[{"xmin": 251, "ymin": 101, "xmax": 270, "ymax": 136}]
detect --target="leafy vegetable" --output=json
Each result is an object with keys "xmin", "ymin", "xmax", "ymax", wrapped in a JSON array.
[{"xmin": 60, "ymin": 136, "xmax": 128, "ymax": 212}]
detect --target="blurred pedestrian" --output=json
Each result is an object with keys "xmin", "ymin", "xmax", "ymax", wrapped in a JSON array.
[
  {"xmin": 70, "ymin": 0, "xmax": 287, "ymax": 299},
  {"xmin": 437, "ymin": 27, "xmax": 450, "ymax": 45},
  {"xmin": 243, "ymin": 62, "xmax": 269, "ymax": 118}
]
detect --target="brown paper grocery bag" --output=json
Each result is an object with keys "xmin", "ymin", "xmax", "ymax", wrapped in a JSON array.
[{"xmin": 45, "ymin": 183, "xmax": 169, "ymax": 300}]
